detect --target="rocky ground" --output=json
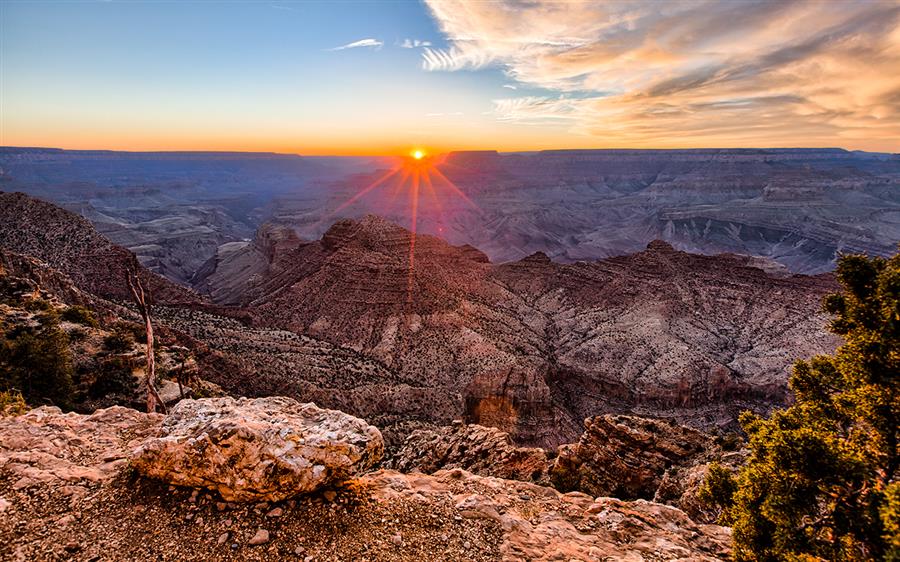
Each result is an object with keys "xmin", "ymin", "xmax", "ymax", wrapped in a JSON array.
[{"xmin": 0, "ymin": 405, "xmax": 731, "ymax": 562}]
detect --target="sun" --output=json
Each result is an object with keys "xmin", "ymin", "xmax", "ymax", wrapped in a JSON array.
[{"xmin": 411, "ymin": 149, "xmax": 425, "ymax": 160}]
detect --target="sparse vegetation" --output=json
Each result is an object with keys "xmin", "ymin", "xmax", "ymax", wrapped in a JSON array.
[
  {"xmin": 0, "ymin": 389, "xmax": 27, "ymax": 416},
  {"xmin": 103, "ymin": 328, "xmax": 134, "ymax": 353},
  {"xmin": 0, "ymin": 311, "xmax": 75, "ymax": 409},
  {"xmin": 702, "ymin": 249, "xmax": 900, "ymax": 561},
  {"xmin": 61, "ymin": 305, "xmax": 99, "ymax": 327}
]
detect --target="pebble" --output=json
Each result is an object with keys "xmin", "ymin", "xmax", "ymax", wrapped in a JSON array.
[
  {"xmin": 215, "ymin": 502, "xmax": 227, "ymax": 511},
  {"xmin": 248, "ymin": 528, "xmax": 270, "ymax": 546},
  {"xmin": 294, "ymin": 546, "xmax": 306, "ymax": 555},
  {"xmin": 217, "ymin": 532, "xmax": 229, "ymax": 546},
  {"xmin": 390, "ymin": 533, "xmax": 403, "ymax": 546},
  {"xmin": 323, "ymin": 490, "xmax": 337, "ymax": 502},
  {"xmin": 266, "ymin": 507, "xmax": 283, "ymax": 518}
]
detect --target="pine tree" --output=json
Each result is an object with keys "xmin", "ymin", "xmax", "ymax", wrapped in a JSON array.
[{"xmin": 701, "ymin": 248, "xmax": 899, "ymax": 561}]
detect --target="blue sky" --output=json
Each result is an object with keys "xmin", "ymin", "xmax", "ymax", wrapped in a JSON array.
[{"xmin": 2, "ymin": 1, "xmax": 898, "ymax": 154}]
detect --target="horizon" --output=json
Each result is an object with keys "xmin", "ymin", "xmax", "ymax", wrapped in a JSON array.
[
  {"xmin": 2, "ymin": 145, "xmax": 897, "ymax": 158},
  {"xmin": 3, "ymin": 1, "xmax": 899, "ymax": 155}
]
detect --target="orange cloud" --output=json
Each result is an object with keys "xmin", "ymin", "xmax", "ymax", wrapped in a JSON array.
[{"xmin": 424, "ymin": 0, "xmax": 900, "ymax": 150}]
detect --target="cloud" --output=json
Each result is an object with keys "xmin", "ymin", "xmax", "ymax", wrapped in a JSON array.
[
  {"xmin": 502, "ymin": 84, "xmax": 517, "ymax": 90},
  {"xmin": 423, "ymin": 0, "xmax": 900, "ymax": 149},
  {"xmin": 329, "ymin": 38, "xmax": 383, "ymax": 51},
  {"xmin": 400, "ymin": 38, "xmax": 432, "ymax": 49}
]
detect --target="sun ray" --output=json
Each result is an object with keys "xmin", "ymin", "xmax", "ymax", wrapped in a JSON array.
[
  {"xmin": 429, "ymin": 167, "xmax": 480, "ymax": 211},
  {"xmin": 331, "ymin": 168, "xmax": 401, "ymax": 216},
  {"xmin": 406, "ymin": 167, "xmax": 421, "ymax": 305},
  {"xmin": 420, "ymin": 168, "xmax": 447, "ymax": 236}
]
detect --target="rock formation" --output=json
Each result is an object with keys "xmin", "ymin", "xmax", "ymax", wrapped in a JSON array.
[
  {"xmin": 4, "ymin": 148, "xmax": 898, "ymax": 283},
  {"xmin": 0, "ymin": 403, "xmax": 732, "ymax": 561},
  {"xmin": 0, "ymin": 191, "xmax": 199, "ymax": 305},
  {"xmin": 186, "ymin": 215, "xmax": 839, "ymax": 447},
  {"xmin": 131, "ymin": 397, "xmax": 384, "ymax": 501},
  {"xmin": 390, "ymin": 421, "xmax": 550, "ymax": 484},
  {"xmin": 550, "ymin": 414, "xmax": 717, "ymax": 500}
]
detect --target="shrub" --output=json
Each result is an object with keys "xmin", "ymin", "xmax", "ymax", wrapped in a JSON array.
[
  {"xmin": 90, "ymin": 355, "xmax": 139, "ymax": 399},
  {"xmin": 703, "ymin": 249, "xmax": 900, "ymax": 561},
  {"xmin": 0, "ymin": 314, "xmax": 75, "ymax": 409},
  {"xmin": 0, "ymin": 389, "xmax": 26, "ymax": 417},
  {"xmin": 61, "ymin": 305, "xmax": 99, "ymax": 328},
  {"xmin": 68, "ymin": 327, "xmax": 88, "ymax": 343},
  {"xmin": 103, "ymin": 329, "xmax": 133, "ymax": 353}
]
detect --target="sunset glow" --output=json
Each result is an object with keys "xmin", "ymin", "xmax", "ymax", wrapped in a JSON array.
[{"xmin": 2, "ymin": 1, "xmax": 898, "ymax": 154}]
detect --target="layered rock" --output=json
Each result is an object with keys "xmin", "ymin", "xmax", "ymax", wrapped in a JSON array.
[
  {"xmin": 390, "ymin": 421, "xmax": 550, "ymax": 483},
  {"xmin": 367, "ymin": 468, "xmax": 731, "ymax": 561},
  {"xmin": 131, "ymin": 397, "xmax": 384, "ymax": 501},
  {"xmin": 183, "ymin": 215, "xmax": 838, "ymax": 447},
  {"xmin": 550, "ymin": 415, "xmax": 715, "ymax": 500},
  {"xmin": 0, "ymin": 406, "xmax": 163, "ymax": 489},
  {"xmin": 0, "ymin": 191, "xmax": 198, "ymax": 304}
]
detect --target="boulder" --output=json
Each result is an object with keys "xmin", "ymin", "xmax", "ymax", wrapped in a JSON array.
[
  {"xmin": 131, "ymin": 396, "xmax": 383, "ymax": 501},
  {"xmin": 550, "ymin": 414, "xmax": 715, "ymax": 499},
  {"xmin": 390, "ymin": 421, "xmax": 549, "ymax": 483}
]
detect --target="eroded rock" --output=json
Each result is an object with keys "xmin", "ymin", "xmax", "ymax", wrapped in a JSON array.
[
  {"xmin": 390, "ymin": 421, "xmax": 549, "ymax": 484},
  {"xmin": 550, "ymin": 414, "xmax": 716, "ymax": 500},
  {"xmin": 131, "ymin": 396, "xmax": 383, "ymax": 501},
  {"xmin": 0, "ymin": 406, "xmax": 163, "ymax": 490}
]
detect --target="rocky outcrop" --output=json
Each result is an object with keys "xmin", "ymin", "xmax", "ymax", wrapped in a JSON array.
[
  {"xmin": 367, "ymin": 468, "xmax": 731, "ymax": 561},
  {"xmin": 0, "ymin": 405, "xmax": 732, "ymax": 561},
  {"xmin": 550, "ymin": 415, "xmax": 717, "ymax": 500},
  {"xmin": 390, "ymin": 421, "xmax": 550, "ymax": 483},
  {"xmin": 130, "ymin": 397, "xmax": 384, "ymax": 501},
  {"xmin": 654, "ymin": 450, "xmax": 747, "ymax": 523},
  {"xmin": 0, "ymin": 191, "xmax": 199, "ymax": 305},
  {"xmin": 0, "ymin": 406, "xmax": 163, "ymax": 489}
]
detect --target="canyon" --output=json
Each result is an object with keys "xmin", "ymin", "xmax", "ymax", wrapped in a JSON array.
[{"xmin": 3, "ymin": 147, "xmax": 898, "ymax": 284}]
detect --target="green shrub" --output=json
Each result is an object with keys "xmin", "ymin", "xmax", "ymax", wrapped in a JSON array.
[
  {"xmin": 103, "ymin": 329, "xmax": 133, "ymax": 353},
  {"xmin": 0, "ymin": 314, "xmax": 75, "ymax": 409},
  {"xmin": 61, "ymin": 305, "xmax": 99, "ymax": 328},
  {"xmin": 90, "ymin": 356, "xmax": 139, "ymax": 399},
  {"xmin": 704, "ymin": 249, "xmax": 900, "ymax": 561},
  {"xmin": 68, "ymin": 327, "xmax": 88, "ymax": 343},
  {"xmin": 23, "ymin": 298, "xmax": 53, "ymax": 312}
]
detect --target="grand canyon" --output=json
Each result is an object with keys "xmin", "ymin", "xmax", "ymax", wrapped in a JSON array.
[{"xmin": 2, "ymin": 1, "xmax": 899, "ymax": 560}]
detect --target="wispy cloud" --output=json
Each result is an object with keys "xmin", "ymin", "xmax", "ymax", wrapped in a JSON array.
[
  {"xmin": 400, "ymin": 38, "xmax": 432, "ymax": 49},
  {"xmin": 329, "ymin": 38, "xmax": 383, "ymax": 51},
  {"xmin": 423, "ymin": 0, "xmax": 900, "ymax": 149},
  {"xmin": 502, "ymin": 84, "xmax": 517, "ymax": 90}
]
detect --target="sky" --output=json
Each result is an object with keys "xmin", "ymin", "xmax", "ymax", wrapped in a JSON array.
[{"xmin": 1, "ymin": 0, "xmax": 899, "ymax": 155}]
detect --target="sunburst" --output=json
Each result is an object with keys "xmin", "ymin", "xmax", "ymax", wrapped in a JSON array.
[{"xmin": 325, "ymin": 149, "xmax": 479, "ymax": 305}]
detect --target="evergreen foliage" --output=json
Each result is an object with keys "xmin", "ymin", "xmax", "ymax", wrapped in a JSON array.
[{"xmin": 702, "ymin": 249, "xmax": 899, "ymax": 561}]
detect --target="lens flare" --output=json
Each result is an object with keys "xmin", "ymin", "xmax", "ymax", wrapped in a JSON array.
[{"xmin": 321, "ymin": 149, "xmax": 481, "ymax": 306}]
